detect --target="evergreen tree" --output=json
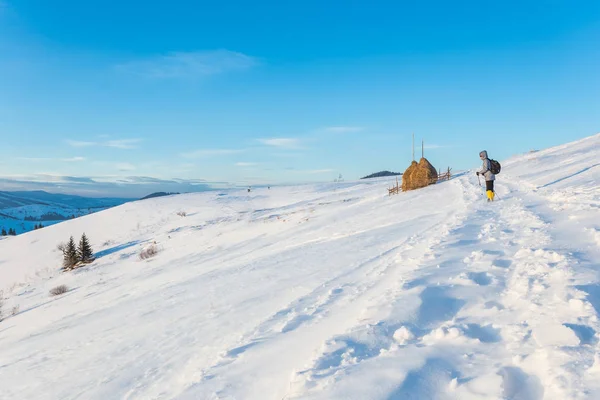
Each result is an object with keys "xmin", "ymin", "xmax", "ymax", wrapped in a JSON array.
[
  {"xmin": 1, "ymin": 228, "xmax": 6, "ymax": 236},
  {"xmin": 78, "ymin": 233, "xmax": 94, "ymax": 264},
  {"xmin": 63, "ymin": 236, "xmax": 79, "ymax": 270},
  {"xmin": 8, "ymin": 228, "xmax": 16, "ymax": 236},
  {"xmin": 34, "ymin": 224, "xmax": 39, "ymax": 230}
]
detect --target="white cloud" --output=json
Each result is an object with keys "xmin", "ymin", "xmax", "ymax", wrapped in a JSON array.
[
  {"xmin": 181, "ymin": 149, "xmax": 246, "ymax": 158},
  {"xmin": 105, "ymin": 139, "xmax": 142, "ymax": 149},
  {"xmin": 66, "ymin": 138, "xmax": 142, "ymax": 149},
  {"xmin": 235, "ymin": 162, "xmax": 258, "ymax": 167},
  {"xmin": 17, "ymin": 157, "xmax": 52, "ymax": 162},
  {"xmin": 258, "ymin": 138, "xmax": 301, "ymax": 148},
  {"xmin": 423, "ymin": 144, "xmax": 455, "ymax": 150},
  {"xmin": 290, "ymin": 169, "xmax": 334, "ymax": 174},
  {"xmin": 17, "ymin": 156, "xmax": 86, "ymax": 162},
  {"xmin": 116, "ymin": 163, "xmax": 136, "ymax": 171},
  {"xmin": 115, "ymin": 50, "xmax": 258, "ymax": 79},
  {"xmin": 322, "ymin": 126, "xmax": 364, "ymax": 133},
  {"xmin": 271, "ymin": 152, "xmax": 303, "ymax": 158},
  {"xmin": 62, "ymin": 157, "xmax": 86, "ymax": 162},
  {"xmin": 66, "ymin": 140, "xmax": 96, "ymax": 147}
]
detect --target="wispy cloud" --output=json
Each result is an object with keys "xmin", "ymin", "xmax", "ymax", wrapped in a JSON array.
[
  {"xmin": 17, "ymin": 157, "xmax": 52, "ymax": 162},
  {"xmin": 115, "ymin": 50, "xmax": 258, "ymax": 79},
  {"xmin": 322, "ymin": 126, "xmax": 364, "ymax": 133},
  {"xmin": 116, "ymin": 163, "xmax": 136, "ymax": 171},
  {"xmin": 235, "ymin": 162, "xmax": 258, "ymax": 167},
  {"xmin": 289, "ymin": 169, "xmax": 335, "ymax": 174},
  {"xmin": 66, "ymin": 140, "xmax": 96, "ymax": 147},
  {"xmin": 106, "ymin": 139, "xmax": 142, "ymax": 149},
  {"xmin": 258, "ymin": 138, "xmax": 301, "ymax": 148},
  {"xmin": 66, "ymin": 139, "xmax": 142, "ymax": 149},
  {"xmin": 423, "ymin": 144, "xmax": 456, "ymax": 150},
  {"xmin": 271, "ymin": 152, "xmax": 304, "ymax": 158},
  {"xmin": 17, "ymin": 156, "xmax": 86, "ymax": 162},
  {"xmin": 181, "ymin": 148, "xmax": 246, "ymax": 159}
]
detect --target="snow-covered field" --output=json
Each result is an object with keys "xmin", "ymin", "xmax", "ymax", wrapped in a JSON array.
[{"xmin": 0, "ymin": 134, "xmax": 598, "ymax": 399}]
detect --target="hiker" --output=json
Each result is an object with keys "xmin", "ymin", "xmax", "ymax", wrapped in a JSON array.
[{"xmin": 476, "ymin": 150, "xmax": 495, "ymax": 201}]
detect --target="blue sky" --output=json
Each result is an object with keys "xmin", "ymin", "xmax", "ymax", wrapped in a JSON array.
[{"xmin": 0, "ymin": 0, "xmax": 599, "ymax": 197}]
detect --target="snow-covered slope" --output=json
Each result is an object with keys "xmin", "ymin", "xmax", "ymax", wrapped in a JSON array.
[
  {"xmin": 0, "ymin": 134, "xmax": 599, "ymax": 400},
  {"xmin": 502, "ymin": 133, "xmax": 599, "ymax": 190}
]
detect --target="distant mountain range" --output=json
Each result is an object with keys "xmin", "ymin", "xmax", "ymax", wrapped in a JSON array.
[
  {"xmin": 140, "ymin": 192, "xmax": 180, "ymax": 200},
  {"xmin": 361, "ymin": 171, "xmax": 403, "ymax": 179},
  {"xmin": 0, "ymin": 191, "xmax": 133, "ymax": 235}
]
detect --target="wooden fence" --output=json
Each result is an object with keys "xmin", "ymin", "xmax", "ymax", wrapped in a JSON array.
[
  {"xmin": 437, "ymin": 167, "xmax": 452, "ymax": 182},
  {"xmin": 388, "ymin": 177, "xmax": 400, "ymax": 196}
]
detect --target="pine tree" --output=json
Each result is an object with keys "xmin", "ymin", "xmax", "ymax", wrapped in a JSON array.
[
  {"xmin": 78, "ymin": 233, "xmax": 94, "ymax": 264},
  {"xmin": 34, "ymin": 224, "xmax": 39, "ymax": 230},
  {"xmin": 1, "ymin": 228, "xmax": 6, "ymax": 236},
  {"xmin": 8, "ymin": 228, "xmax": 16, "ymax": 236},
  {"xmin": 63, "ymin": 236, "xmax": 79, "ymax": 270}
]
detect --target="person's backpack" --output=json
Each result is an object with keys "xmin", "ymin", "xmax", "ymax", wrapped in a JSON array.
[{"xmin": 490, "ymin": 159, "xmax": 501, "ymax": 175}]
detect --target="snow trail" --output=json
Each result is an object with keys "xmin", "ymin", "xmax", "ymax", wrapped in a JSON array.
[
  {"xmin": 278, "ymin": 170, "xmax": 600, "ymax": 400},
  {"xmin": 0, "ymin": 134, "xmax": 598, "ymax": 399}
]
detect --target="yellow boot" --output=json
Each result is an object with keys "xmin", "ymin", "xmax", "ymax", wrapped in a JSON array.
[{"xmin": 486, "ymin": 190, "xmax": 495, "ymax": 201}]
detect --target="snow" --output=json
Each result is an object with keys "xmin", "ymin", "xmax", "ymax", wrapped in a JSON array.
[{"xmin": 0, "ymin": 133, "xmax": 599, "ymax": 399}]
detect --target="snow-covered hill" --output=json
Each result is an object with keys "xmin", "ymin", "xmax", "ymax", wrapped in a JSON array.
[
  {"xmin": 0, "ymin": 134, "xmax": 599, "ymax": 399},
  {"xmin": 0, "ymin": 191, "xmax": 131, "ymax": 235}
]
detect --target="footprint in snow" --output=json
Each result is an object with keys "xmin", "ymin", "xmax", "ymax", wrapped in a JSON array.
[
  {"xmin": 467, "ymin": 271, "xmax": 493, "ymax": 286},
  {"xmin": 388, "ymin": 358, "xmax": 463, "ymax": 400},
  {"xmin": 493, "ymin": 259, "xmax": 512, "ymax": 268},
  {"xmin": 498, "ymin": 366, "xmax": 544, "ymax": 400},
  {"xmin": 416, "ymin": 286, "xmax": 465, "ymax": 329}
]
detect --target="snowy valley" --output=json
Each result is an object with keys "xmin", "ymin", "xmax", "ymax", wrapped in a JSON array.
[
  {"xmin": 0, "ymin": 191, "xmax": 132, "ymax": 235},
  {"xmin": 0, "ymin": 134, "xmax": 599, "ymax": 399}
]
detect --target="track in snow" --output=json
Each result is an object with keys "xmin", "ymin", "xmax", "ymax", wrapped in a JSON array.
[{"xmin": 1, "ymin": 134, "xmax": 599, "ymax": 400}]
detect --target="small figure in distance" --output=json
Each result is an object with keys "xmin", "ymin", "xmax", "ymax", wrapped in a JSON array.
[{"xmin": 476, "ymin": 150, "xmax": 495, "ymax": 202}]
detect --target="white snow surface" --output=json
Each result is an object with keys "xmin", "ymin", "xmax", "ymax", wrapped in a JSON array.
[{"xmin": 0, "ymin": 134, "xmax": 599, "ymax": 399}]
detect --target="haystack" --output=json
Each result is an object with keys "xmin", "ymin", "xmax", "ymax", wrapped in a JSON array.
[{"xmin": 402, "ymin": 157, "xmax": 438, "ymax": 191}]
